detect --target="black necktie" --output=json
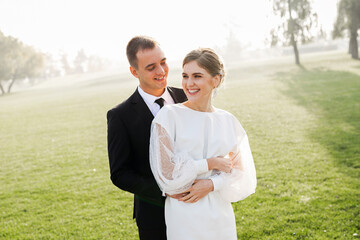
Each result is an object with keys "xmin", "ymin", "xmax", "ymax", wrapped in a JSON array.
[{"xmin": 155, "ymin": 98, "xmax": 165, "ymax": 109}]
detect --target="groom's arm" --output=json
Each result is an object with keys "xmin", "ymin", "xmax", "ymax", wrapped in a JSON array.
[{"xmin": 107, "ymin": 109, "xmax": 163, "ymax": 204}]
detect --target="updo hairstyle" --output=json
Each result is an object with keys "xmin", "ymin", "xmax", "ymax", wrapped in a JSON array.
[{"xmin": 182, "ymin": 48, "xmax": 225, "ymax": 87}]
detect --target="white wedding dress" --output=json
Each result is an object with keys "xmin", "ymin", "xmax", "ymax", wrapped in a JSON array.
[{"xmin": 150, "ymin": 104, "xmax": 256, "ymax": 240}]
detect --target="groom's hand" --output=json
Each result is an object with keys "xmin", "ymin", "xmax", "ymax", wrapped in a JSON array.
[
  {"xmin": 178, "ymin": 179, "xmax": 214, "ymax": 203},
  {"xmin": 166, "ymin": 192, "xmax": 189, "ymax": 199}
]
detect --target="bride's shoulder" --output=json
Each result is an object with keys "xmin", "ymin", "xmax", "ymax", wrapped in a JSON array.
[
  {"xmin": 152, "ymin": 104, "xmax": 184, "ymax": 132},
  {"xmin": 214, "ymin": 108, "xmax": 234, "ymax": 118},
  {"xmin": 214, "ymin": 108, "xmax": 243, "ymax": 125},
  {"xmin": 154, "ymin": 104, "xmax": 182, "ymax": 121},
  {"xmin": 166, "ymin": 103, "xmax": 184, "ymax": 110},
  {"xmin": 160, "ymin": 103, "xmax": 183, "ymax": 114}
]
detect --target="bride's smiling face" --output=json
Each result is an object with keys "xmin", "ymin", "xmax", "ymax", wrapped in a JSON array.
[{"xmin": 182, "ymin": 61, "xmax": 220, "ymax": 106}]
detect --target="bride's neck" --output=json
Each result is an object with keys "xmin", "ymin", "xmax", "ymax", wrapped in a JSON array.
[{"xmin": 184, "ymin": 100, "xmax": 214, "ymax": 112}]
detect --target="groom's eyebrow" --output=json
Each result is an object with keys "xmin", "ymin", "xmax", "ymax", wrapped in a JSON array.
[
  {"xmin": 145, "ymin": 63, "xmax": 156, "ymax": 69},
  {"xmin": 145, "ymin": 58, "xmax": 167, "ymax": 69}
]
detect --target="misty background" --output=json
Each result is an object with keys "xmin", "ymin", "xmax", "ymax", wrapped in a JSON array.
[{"xmin": 1, "ymin": 0, "xmax": 356, "ymax": 94}]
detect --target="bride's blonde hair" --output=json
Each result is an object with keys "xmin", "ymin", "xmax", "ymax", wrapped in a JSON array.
[{"xmin": 182, "ymin": 48, "xmax": 225, "ymax": 88}]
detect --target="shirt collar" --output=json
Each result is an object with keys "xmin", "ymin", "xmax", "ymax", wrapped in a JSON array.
[{"xmin": 137, "ymin": 86, "xmax": 173, "ymax": 106}]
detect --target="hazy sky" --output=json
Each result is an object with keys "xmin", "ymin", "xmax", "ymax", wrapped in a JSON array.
[{"xmin": 0, "ymin": 0, "xmax": 339, "ymax": 62}]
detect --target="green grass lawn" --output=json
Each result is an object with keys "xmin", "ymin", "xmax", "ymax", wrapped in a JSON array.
[{"xmin": 1, "ymin": 51, "xmax": 359, "ymax": 239}]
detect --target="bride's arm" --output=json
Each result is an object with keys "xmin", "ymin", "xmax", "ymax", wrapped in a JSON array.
[
  {"xmin": 175, "ymin": 156, "xmax": 233, "ymax": 203},
  {"xmin": 169, "ymin": 157, "xmax": 231, "ymax": 202},
  {"xmin": 150, "ymin": 117, "xmax": 233, "ymax": 199},
  {"xmin": 207, "ymin": 157, "xmax": 232, "ymax": 173},
  {"xmin": 210, "ymin": 117, "xmax": 257, "ymax": 202},
  {"xmin": 150, "ymin": 122, "xmax": 210, "ymax": 195}
]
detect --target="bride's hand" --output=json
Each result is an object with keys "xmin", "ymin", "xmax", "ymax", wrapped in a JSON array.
[
  {"xmin": 207, "ymin": 156, "xmax": 232, "ymax": 173},
  {"xmin": 229, "ymin": 151, "xmax": 243, "ymax": 170}
]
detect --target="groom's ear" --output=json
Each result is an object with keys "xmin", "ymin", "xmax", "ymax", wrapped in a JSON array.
[{"xmin": 130, "ymin": 66, "xmax": 139, "ymax": 78}]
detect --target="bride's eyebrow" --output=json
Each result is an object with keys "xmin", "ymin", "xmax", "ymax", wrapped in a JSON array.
[{"xmin": 182, "ymin": 72, "xmax": 203, "ymax": 76}]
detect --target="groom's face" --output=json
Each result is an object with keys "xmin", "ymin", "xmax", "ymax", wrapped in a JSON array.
[{"xmin": 130, "ymin": 45, "xmax": 169, "ymax": 97}]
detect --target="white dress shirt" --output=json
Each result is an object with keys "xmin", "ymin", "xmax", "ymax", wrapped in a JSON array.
[{"xmin": 137, "ymin": 86, "xmax": 175, "ymax": 116}]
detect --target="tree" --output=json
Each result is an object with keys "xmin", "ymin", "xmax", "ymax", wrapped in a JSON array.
[
  {"xmin": 87, "ymin": 55, "xmax": 104, "ymax": 72},
  {"xmin": 0, "ymin": 31, "xmax": 44, "ymax": 95},
  {"xmin": 73, "ymin": 49, "xmax": 87, "ymax": 73},
  {"xmin": 7, "ymin": 44, "xmax": 44, "ymax": 93},
  {"xmin": 0, "ymin": 31, "xmax": 15, "ymax": 94},
  {"xmin": 60, "ymin": 53, "xmax": 72, "ymax": 75},
  {"xmin": 333, "ymin": 0, "xmax": 360, "ymax": 59},
  {"xmin": 43, "ymin": 54, "xmax": 61, "ymax": 79},
  {"xmin": 270, "ymin": 0, "xmax": 318, "ymax": 65},
  {"xmin": 220, "ymin": 31, "xmax": 244, "ymax": 61}
]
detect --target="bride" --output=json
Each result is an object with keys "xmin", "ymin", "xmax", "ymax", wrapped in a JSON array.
[{"xmin": 149, "ymin": 48, "xmax": 256, "ymax": 240}]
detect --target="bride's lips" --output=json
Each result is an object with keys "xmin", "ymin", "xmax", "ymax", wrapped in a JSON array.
[{"xmin": 187, "ymin": 89, "xmax": 200, "ymax": 95}]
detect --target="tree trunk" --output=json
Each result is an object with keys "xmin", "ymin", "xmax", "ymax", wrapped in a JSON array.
[
  {"xmin": 348, "ymin": 38, "xmax": 352, "ymax": 54},
  {"xmin": 7, "ymin": 78, "xmax": 16, "ymax": 93},
  {"xmin": 287, "ymin": 0, "xmax": 300, "ymax": 65},
  {"xmin": 0, "ymin": 82, "xmax": 5, "ymax": 95},
  {"xmin": 291, "ymin": 33, "xmax": 300, "ymax": 65},
  {"xmin": 349, "ymin": 30, "xmax": 359, "ymax": 59}
]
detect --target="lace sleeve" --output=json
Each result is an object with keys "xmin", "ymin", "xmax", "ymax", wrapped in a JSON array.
[
  {"xmin": 149, "ymin": 122, "xmax": 208, "ymax": 195},
  {"xmin": 212, "ymin": 119, "xmax": 257, "ymax": 202}
]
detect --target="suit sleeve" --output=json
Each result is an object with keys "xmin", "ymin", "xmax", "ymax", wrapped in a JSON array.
[{"xmin": 107, "ymin": 109, "xmax": 163, "ymax": 204}]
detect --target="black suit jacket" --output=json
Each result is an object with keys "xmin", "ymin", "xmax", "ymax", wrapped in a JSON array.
[{"xmin": 107, "ymin": 86, "xmax": 187, "ymax": 229}]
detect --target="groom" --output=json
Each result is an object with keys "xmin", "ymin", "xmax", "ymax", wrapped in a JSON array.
[{"xmin": 107, "ymin": 36, "xmax": 187, "ymax": 239}]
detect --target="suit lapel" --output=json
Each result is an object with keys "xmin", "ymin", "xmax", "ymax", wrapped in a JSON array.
[
  {"xmin": 167, "ymin": 87, "xmax": 184, "ymax": 103},
  {"xmin": 168, "ymin": 87, "xmax": 186, "ymax": 103},
  {"xmin": 129, "ymin": 87, "xmax": 186, "ymax": 123},
  {"xmin": 167, "ymin": 87, "xmax": 178, "ymax": 103},
  {"xmin": 130, "ymin": 89, "xmax": 154, "ymax": 124}
]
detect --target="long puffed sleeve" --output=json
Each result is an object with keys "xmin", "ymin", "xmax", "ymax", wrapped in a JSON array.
[
  {"xmin": 210, "ymin": 116, "xmax": 257, "ymax": 202},
  {"xmin": 150, "ymin": 122, "xmax": 209, "ymax": 196}
]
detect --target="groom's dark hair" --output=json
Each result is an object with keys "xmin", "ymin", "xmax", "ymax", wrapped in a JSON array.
[{"xmin": 126, "ymin": 36, "xmax": 159, "ymax": 69}]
